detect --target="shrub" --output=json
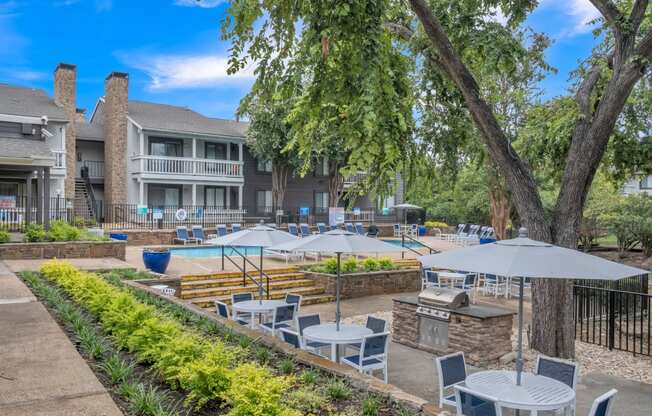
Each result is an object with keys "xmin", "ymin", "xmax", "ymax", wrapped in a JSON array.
[
  {"xmin": 326, "ymin": 379, "xmax": 351, "ymax": 401},
  {"xmin": 322, "ymin": 257, "xmax": 339, "ymax": 274},
  {"xmin": 342, "ymin": 257, "xmax": 359, "ymax": 273},
  {"xmin": 48, "ymin": 220, "xmax": 82, "ymax": 242},
  {"xmin": 99, "ymin": 353, "xmax": 135, "ymax": 385},
  {"xmin": 179, "ymin": 342, "xmax": 237, "ymax": 409},
  {"xmin": 0, "ymin": 230, "xmax": 10, "ymax": 243},
  {"xmin": 24, "ymin": 223, "xmax": 46, "ymax": 242},
  {"xmin": 299, "ymin": 369, "xmax": 320, "ymax": 385},
  {"xmin": 424, "ymin": 221, "xmax": 448, "ymax": 229},
  {"xmin": 362, "ymin": 396, "xmax": 381, "ymax": 416},
  {"xmin": 278, "ymin": 358, "xmax": 295, "ymax": 375},
  {"xmin": 362, "ymin": 258, "xmax": 380, "ymax": 272},
  {"xmin": 378, "ymin": 257, "xmax": 394, "ymax": 270},
  {"xmin": 225, "ymin": 363, "xmax": 300, "ymax": 416},
  {"xmin": 287, "ymin": 386, "xmax": 330, "ymax": 414}
]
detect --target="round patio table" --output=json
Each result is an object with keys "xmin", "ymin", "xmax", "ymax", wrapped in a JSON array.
[
  {"xmin": 465, "ymin": 370, "xmax": 575, "ymax": 415},
  {"xmin": 303, "ymin": 323, "xmax": 373, "ymax": 362},
  {"xmin": 231, "ymin": 299, "xmax": 287, "ymax": 329}
]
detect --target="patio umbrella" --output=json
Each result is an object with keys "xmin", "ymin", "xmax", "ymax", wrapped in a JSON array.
[
  {"xmin": 268, "ymin": 229, "xmax": 407, "ymax": 330},
  {"xmin": 418, "ymin": 228, "xmax": 648, "ymax": 385},
  {"xmin": 207, "ymin": 224, "xmax": 298, "ymax": 300},
  {"xmin": 393, "ymin": 203, "xmax": 422, "ymax": 226}
]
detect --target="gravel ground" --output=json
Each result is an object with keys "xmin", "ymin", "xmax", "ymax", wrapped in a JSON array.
[{"xmin": 343, "ymin": 311, "xmax": 652, "ymax": 385}]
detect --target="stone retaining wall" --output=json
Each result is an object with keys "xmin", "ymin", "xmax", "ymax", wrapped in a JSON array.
[
  {"xmin": 109, "ymin": 230, "xmax": 176, "ymax": 246},
  {"xmin": 305, "ymin": 269, "xmax": 421, "ymax": 299},
  {"xmin": 0, "ymin": 241, "xmax": 126, "ymax": 260}
]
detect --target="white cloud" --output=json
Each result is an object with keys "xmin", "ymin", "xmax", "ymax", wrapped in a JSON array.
[
  {"xmin": 539, "ymin": 0, "xmax": 600, "ymax": 36},
  {"xmin": 1, "ymin": 68, "xmax": 48, "ymax": 81},
  {"xmin": 174, "ymin": 0, "xmax": 225, "ymax": 8},
  {"xmin": 119, "ymin": 52, "xmax": 255, "ymax": 91}
]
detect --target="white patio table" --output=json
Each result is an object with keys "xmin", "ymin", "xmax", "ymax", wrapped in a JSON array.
[
  {"xmin": 437, "ymin": 271, "xmax": 466, "ymax": 287},
  {"xmin": 465, "ymin": 370, "xmax": 575, "ymax": 415},
  {"xmin": 231, "ymin": 299, "xmax": 288, "ymax": 329},
  {"xmin": 303, "ymin": 323, "xmax": 373, "ymax": 362}
]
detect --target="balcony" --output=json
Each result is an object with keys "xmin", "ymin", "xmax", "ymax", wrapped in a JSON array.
[
  {"xmin": 51, "ymin": 150, "xmax": 66, "ymax": 175},
  {"xmin": 77, "ymin": 160, "xmax": 104, "ymax": 178},
  {"xmin": 132, "ymin": 155, "xmax": 244, "ymax": 183},
  {"xmin": 343, "ymin": 172, "xmax": 366, "ymax": 188}
]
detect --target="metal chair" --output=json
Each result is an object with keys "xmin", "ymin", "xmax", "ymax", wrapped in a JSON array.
[
  {"xmin": 536, "ymin": 355, "xmax": 579, "ymax": 415},
  {"xmin": 345, "ymin": 223, "xmax": 356, "ymax": 233},
  {"xmin": 423, "ymin": 270, "xmax": 441, "ymax": 290},
  {"xmin": 231, "ymin": 292, "xmax": 254, "ymax": 323},
  {"xmin": 174, "ymin": 226, "xmax": 198, "ymax": 244},
  {"xmin": 453, "ymin": 384, "xmax": 502, "ymax": 416},
  {"xmin": 354, "ymin": 222, "xmax": 365, "ymax": 235},
  {"xmin": 260, "ymin": 304, "xmax": 296, "ymax": 336},
  {"xmin": 316, "ymin": 222, "xmax": 328, "ymax": 234},
  {"xmin": 297, "ymin": 314, "xmax": 329, "ymax": 356},
  {"xmin": 214, "ymin": 300, "xmax": 248, "ymax": 326},
  {"xmin": 231, "ymin": 223, "xmax": 242, "ymax": 233},
  {"xmin": 587, "ymin": 389, "xmax": 617, "ymax": 416},
  {"xmin": 279, "ymin": 327, "xmax": 301, "ymax": 348},
  {"xmin": 453, "ymin": 273, "xmax": 477, "ymax": 297},
  {"xmin": 346, "ymin": 316, "xmax": 387, "ymax": 352},
  {"xmin": 393, "ymin": 223, "xmax": 401, "ymax": 237},
  {"xmin": 285, "ymin": 293, "xmax": 302, "ymax": 313},
  {"xmin": 299, "ymin": 223, "xmax": 311, "ymax": 237},
  {"xmin": 341, "ymin": 332, "xmax": 391, "ymax": 383},
  {"xmin": 435, "ymin": 351, "xmax": 467, "ymax": 408},
  {"xmin": 191, "ymin": 225, "xmax": 205, "ymax": 243},
  {"xmin": 482, "ymin": 274, "xmax": 507, "ymax": 298},
  {"xmin": 208, "ymin": 224, "xmax": 227, "ymax": 239},
  {"xmin": 288, "ymin": 223, "xmax": 299, "ymax": 236}
]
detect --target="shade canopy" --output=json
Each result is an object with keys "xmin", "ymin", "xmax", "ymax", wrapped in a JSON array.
[
  {"xmin": 207, "ymin": 224, "xmax": 298, "ymax": 248},
  {"xmin": 418, "ymin": 235, "xmax": 647, "ymax": 280},
  {"xmin": 393, "ymin": 203, "xmax": 422, "ymax": 210},
  {"xmin": 268, "ymin": 229, "xmax": 407, "ymax": 254}
]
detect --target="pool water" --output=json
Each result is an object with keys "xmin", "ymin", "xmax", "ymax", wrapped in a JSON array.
[
  {"xmin": 170, "ymin": 246, "xmax": 269, "ymax": 258},
  {"xmin": 382, "ymin": 239, "xmax": 425, "ymax": 249}
]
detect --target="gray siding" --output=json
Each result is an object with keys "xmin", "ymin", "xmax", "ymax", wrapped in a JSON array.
[{"xmin": 0, "ymin": 121, "xmax": 42, "ymax": 140}]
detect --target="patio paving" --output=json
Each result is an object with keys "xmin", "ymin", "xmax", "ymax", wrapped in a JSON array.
[
  {"xmin": 0, "ymin": 265, "xmax": 122, "ymax": 416},
  {"xmin": 302, "ymin": 292, "xmax": 652, "ymax": 416}
]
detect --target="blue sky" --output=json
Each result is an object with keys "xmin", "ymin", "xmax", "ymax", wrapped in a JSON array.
[{"xmin": 0, "ymin": 0, "xmax": 602, "ymax": 120}]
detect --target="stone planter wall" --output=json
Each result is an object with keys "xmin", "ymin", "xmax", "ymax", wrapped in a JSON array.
[
  {"xmin": 108, "ymin": 230, "xmax": 177, "ymax": 246},
  {"xmin": 305, "ymin": 269, "xmax": 421, "ymax": 299},
  {"xmin": 0, "ymin": 240, "xmax": 126, "ymax": 260}
]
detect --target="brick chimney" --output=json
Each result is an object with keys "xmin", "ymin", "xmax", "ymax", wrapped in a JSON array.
[
  {"xmin": 103, "ymin": 72, "xmax": 129, "ymax": 206},
  {"xmin": 54, "ymin": 63, "xmax": 77, "ymax": 199}
]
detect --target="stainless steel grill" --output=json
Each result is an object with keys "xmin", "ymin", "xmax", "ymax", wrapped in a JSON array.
[{"xmin": 418, "ymin": 287, "xmax": 469, "ymax": 309}]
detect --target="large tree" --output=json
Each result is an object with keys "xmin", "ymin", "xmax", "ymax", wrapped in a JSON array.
[{"xmin": 223, "ymin": 0, "xmax": 652, "ymax": 357}]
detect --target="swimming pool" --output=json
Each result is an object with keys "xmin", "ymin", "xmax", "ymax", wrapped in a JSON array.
[
  {"xmin": 382, "ymin": 239, "xmax": 425, "ymax": 249},
  {"xmin": 170, "ymin": 246, "xmax": 271, "ymax": 258}
]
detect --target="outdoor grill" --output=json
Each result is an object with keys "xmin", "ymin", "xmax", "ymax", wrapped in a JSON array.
[
  {"xmin": 418, "ymin": 287, "xmax": 469, "ymax": 310},
  {"xmin": 415, "ymin": 287, "xmax": 469, "ymax": 351}
]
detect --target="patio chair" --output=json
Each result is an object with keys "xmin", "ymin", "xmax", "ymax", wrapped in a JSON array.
[
  {"xmin": 409, "ymin": 223, "xmax": 419, "ymax": 237},
  {"xmin": 208, "ymin": 224, "xmax": 227, "ymax": 239},
  {"xmin": 587, "ymin": 389, "xmax": 617, "ymax": 416},
  {"xmin": 297, "ymin": 314, "xmax": 330, "ymax": 357},
  {"xmin": 341, "ymin": 332, "xmax": 390, "ymax": 383},
  {"xmin": 260, "ymin": 304, "xmax": 297, "ymax": 336},
  {"xmin": 454, "ymin": 385, "xmax": 503, "ymax": 416},
  {"xmin": 174, "ymin": 226, "xmax": 198, "ymax": 245},
  {"xmin": 354, "ymin": 222, "xmax": 365, "ymax": 235},
  {"xmin": 535, "ymin": 355, "xmax": 579, "ymax": 390},
  {"xmin": 231, "ymin": 292, "xmax": 254, "ymax": 323},
  {"xmin": 345, "ymin": 222, "xmax": 356, "ymax": 233},
  {"xmin": 264, "ymin": 248, "xmax": 304, "ymax": 264},
  {"xmin": 288, "ymin": 223, "xmax": 299, "ymax": 236},
  {"xmin": 452, "ymin": 273, "xmax": 477, "ymax": 297},
  {"xmin": 423, "ymin": 270, "xmax": 441, "ymax": 290},
  {"xmin": 191, "ymin": 225, "xmax": 205, "ymax": 244},
  {"xmin": 393, "ymin": 223, "xmax": 401, "ymax": 237},
  {"xmin": 214, "ymin": 300, "xmax": 248, "ymax": 326},
  {"xmin": 482, "ymin": 274, "xmax": 507, "ymax": 298},
  {"xmin": 457, "ymin": 224, "xmax": 479, "ymax": 245},
  {"xmin": 231, "ymin": 223, "xmax": 242, "ymax": 233},
  {"xmin": 435, "ymin": 351, "xmax": 467, "ymax": 408},
  {"xmin": 299, "ymin": 223, "xmax": 312, "ymax": 237},
  {"xmin": 443, "ymin": 223, "xmax": 466, "ymax": 241},
  {"xmin": 279, "ymin": 327, "xmax": 301, "ymax": 348},
  {"xmin": 285, "ymin": 293, "xmax": 302, "ymax": 313},
  {"xmin": 316, "ymin": 222, "xmax": 328, "ymax": 234},
  {"xmin": 509, "ymin": 277, "xmax": 532, "ymax": 299},
  {"xmin": 366, "ymin": 224, "xmax": 380, "ymax": 238},
  {"xmin": 346, "ymin": 316, "xmax": 387, "ymax": 352}
]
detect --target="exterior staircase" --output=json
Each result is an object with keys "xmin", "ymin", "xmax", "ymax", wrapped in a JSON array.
[
  {"xmin": 73, "ymin": 179, "xmax": 95, "ymax": 219},
  {"xmin": 180, "ymin": 266, "xmax": 335, "ymax": 310}
]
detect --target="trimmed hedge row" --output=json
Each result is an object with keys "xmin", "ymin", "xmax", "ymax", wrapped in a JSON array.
[{"xmin": 40, "ymin": 260, "xmax": 299, "ymax": 416}]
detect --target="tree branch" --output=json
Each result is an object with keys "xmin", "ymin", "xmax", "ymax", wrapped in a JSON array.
[
  {"xmin": 383, "ymin": 22, "xmax": 443, "ymax": 69},
  {"xmin": 635, "ymin": 29, "xmax": 652, "ymax": 60},
  {"xmin": 630, "ymin": 0, "xmax": 649, "ymax": 32},
  {"xmin": 589, "ymin": 0, "xmax": 624, "ymax": 30},
  {"xmin": 576, "ymin": 62, "xmax": 603, "ymax": 117}
]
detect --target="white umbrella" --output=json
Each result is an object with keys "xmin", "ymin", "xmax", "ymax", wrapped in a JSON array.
[
  {"xmin": 418, "ymin": 228, "xmax": 648, "ymax": 385},
  {"xmin": 269, "ymin": 229, "xmax": 406, "ymax": 329},
  {"xmin": 207, "ymin": 224, "xmax": 299, "ymax": 300}
]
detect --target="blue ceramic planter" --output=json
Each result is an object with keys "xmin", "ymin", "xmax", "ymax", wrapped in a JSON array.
[
  {"xmin": 109, "ymin": 233, "xmax": 128, "ymax": 241},
  {"xmin": 143, "ymin": 250, "xmax": 171, "ymax": 274},
  {"xmin": 480, "ymin": 238, "xmax": 497, "ymax": 245},
  {"xmin": 418, "ymin": 226, "xmax": 427, "ymax": 236}
]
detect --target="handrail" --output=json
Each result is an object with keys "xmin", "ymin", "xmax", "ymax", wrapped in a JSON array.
[
  {"xmin": 401, "ymin": 232, "xmax": 439, "ymax": 259},
  {"xmin": 80, "ymin": 166, "xmax": 99, "ymax": 221},
  {"xmin": 220, "ymin": 245, "xmax": 271, "ymax": 299}
]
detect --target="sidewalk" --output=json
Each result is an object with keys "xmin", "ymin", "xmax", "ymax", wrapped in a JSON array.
[{"xmin": 0, "ymin": 262, "xmax": 123, "ymax": 415}]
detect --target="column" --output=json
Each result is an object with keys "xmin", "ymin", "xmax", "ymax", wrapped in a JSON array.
[
  {"xmin": 192, "ymin": 183, "xmax": 197, "ymax": 206},
  {"xmin": 36, "ymin": 168, "xmax": 44, "ymax": 224},
  {"xmin": 192, "ymin": 138, "xmax": 197, "ymax": 174},
  {"xmin": 44, "ymin": 167, "xmax": 51, "ymax": 229},
  {"xmin": 226, "ymin": 185, "xmax": 231, "ymax": 208},
  {"xmin": 238, "ymin": 185, "xmax": 243, "ymax": 209},
  {"xmin": 226, "ymin": 142, "xmax": 231, "ymax": 160},
  {"xmin": 25, "ymin": 173, "xmax": 32, "ymax": 224},
  {"xmin": 139, "ymin": 181, "xmax": 144, "ymax": 205},
  {"xmin": 139, "ymin": 130, "xmax": 145, "ymax": 173},
  {"xmin": 238, "ymin": 143, "xmax": 243, "ymax": 162}
]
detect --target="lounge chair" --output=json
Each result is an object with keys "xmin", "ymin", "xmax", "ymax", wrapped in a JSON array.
[
  {"xmin": 191, "ymin": 225, "xmax": 205, "ymax": 244},
  {"xmin": 441, "ymin": 224, "xmax": 465, "ymax": 241},
  {"xmin": 287, "ymin": 223, "xmax": 299, "ymax": 236},
  {"xmin": 231, "ymin": 223, "xmax": 242, "ymax": 233},
  {"xmin": 174, "ymin": 226, "xmax": 199, "ymax": 245},
  {"xmin": 354, "ymin": 222, "xmax": 365, "ymax": 235},
  {"xmin": 435, "ymin": 351, "xmax": 467, "ymax": 408},
  {"xmin": 264, "ymin": 247, "xmax": 304, "ymax": 264},
  {"xmin": 316, "ymin": 223, "xmax": 328, "ymax": 234},
  {"xmin": 341, "ymin": 332, "xmax": 390, "ymax": 383},
  {"xmin": 345, "ymin": 223, "xmax": 356, "ymax": 233},
  {"xmin": 208, "ymin": 224, "xmax": 227, "ymax": 239},
  {"xmin": 299, "ymin": 223, "xmax": 311, "ymax": 237},
  {"xmin": 454, "ymin": 385, "xmax": 502, "ymax": 416}
]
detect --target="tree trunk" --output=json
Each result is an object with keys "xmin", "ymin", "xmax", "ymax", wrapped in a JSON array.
[
  {"xmin": 271, "ymin": 163, "xmax": 290, "ymax": 213},
  {"xmin": 488, "ymin": 184, "xmax": 510, "ymax": 241},
  {"xmin": 328, "ymin": 161, "xmax": 343, "ymax": 208}
]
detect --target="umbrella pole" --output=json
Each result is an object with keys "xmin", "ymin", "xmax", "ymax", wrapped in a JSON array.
[
  {"xmin": 260, "ymin": 246, "xmax": 265, "ymax": 301},
  {"xmin": 221, "ymin": 245, "xmax": 224, "ymax": 271},
  {"xmin": 336, "ymin": 252, "xmax": 341, "ymax": 331},
  {"xmin": 516, "ymin": 276, "xmax": 524, "ymax": 386}
]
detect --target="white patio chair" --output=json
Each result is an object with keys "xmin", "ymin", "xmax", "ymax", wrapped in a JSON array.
[
  {"xmin": 587, "ymin": 389, "xmax": 617, "ymax": 416},
  {"xmin": 423, "ymin": 270, "xmax": 441, "ymax": 290},
  {"xmin": 341, "ymin": 332, "xmax": 390, "ymax": 383},
  {"xmin": 259, "ymin": 304, "xmax": 297, "ymax": 337},
  {"xmin": 214, "ymin": 300, "xmax": 248, "ymax": 326},
  {"xmin": 454, "ymin": 384, "xmax": 503, "ymax": 416},
  {"xmin": 435, "ymin": 351, "xmax": 467, "ymax": 408},
  {"xmin": 536, "ymin": 355, "xmax": 579, "ymax": 415}
]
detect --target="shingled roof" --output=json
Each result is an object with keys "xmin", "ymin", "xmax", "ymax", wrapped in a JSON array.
[{"xmin": 0, "ymin": 84, "xmax": 68, "ymax": 121}]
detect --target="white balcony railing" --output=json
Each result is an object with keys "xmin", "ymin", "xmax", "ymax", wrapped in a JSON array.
[
  {"xmin": 343, "ymin": 171, "xmax": 366, "ymax": 186},
  {"xmin": 134, "ymin": 155, "xmax": 243, "ymax": 178},
  {"xmin": 53, "ymin": 150, "xmax": 65, "ymax": 169}
]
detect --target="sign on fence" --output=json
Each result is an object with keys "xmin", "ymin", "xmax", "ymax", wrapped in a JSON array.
[
  {"xmin": 153, "ymin": 208, "xmax": 163, "ymax": 220},
  {"xmin": 299, "ymin": 207, "xmax": 310, "ymax": 216},
  {"xmin": 329, "ymin": 207, "xmax": 345, "ymax": 226},
  {"xmin": 175, "ymin": 208, "xmax": 187, "ymax": 221},
  {"xmin": 136, "ymin": 205, "xmax": 148, "ymax": 216},
  {"xmin": 0, "ymin": 195, "xmax": 16, "ymax": 208}
]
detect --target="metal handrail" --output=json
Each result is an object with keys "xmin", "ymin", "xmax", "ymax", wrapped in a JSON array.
[
  {"xmin": 80, "ymin": 166, "xmax": 99, "ymax": 221},
  {"xmin": 220, "ymin": 245, "xmax": 271, "ymax": 299},
  {"xmin": 401, "ymin": 233, "xmax": 439, "ymax": 258}
]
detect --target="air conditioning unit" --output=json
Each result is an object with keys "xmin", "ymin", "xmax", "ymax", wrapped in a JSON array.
[{"xmin": 21, "ymin": 123, "xmax": 35, "ymax": 135}]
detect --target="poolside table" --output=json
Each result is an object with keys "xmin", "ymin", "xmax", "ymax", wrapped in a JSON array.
[
  {"xmin": 231, "ymin": 299, "xmax": 288, "ymax": 329},
  {"xmin": 303, "ymin": 323, "xmax": 373, "ymax": 362},
  {"xmin": 465, "ymin": 370, "xmax": 575, "ymax": 415},
  {"xmin": 436, "ymin": 271, "xmax": 467, "ymax": 287}
]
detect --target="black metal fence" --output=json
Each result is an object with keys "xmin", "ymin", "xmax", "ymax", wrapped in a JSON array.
[
  {"xmin": 0, "ymin": 196, "xmax": 100, "ymax": 231},
  {"xmin": 574, "ymin": 278, "xmax": 651, "ymax": 356}
]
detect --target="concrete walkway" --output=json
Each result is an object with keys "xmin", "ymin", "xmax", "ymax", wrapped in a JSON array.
[{"xmin": 0, "ymin": 262, "xmax": 123, "ymax": 416}]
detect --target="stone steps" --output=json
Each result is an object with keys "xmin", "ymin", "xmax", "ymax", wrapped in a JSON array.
[
  {"xmin": 180, "ymin": 272, "xmax": 306, "ymax": 290},
  {"xmin": 191, "ymin": 289, "xmax": 334, "ymax": 309},
  {"xmin": 179, "ymin": 278, "xmax": 318, "ymax": 300}
]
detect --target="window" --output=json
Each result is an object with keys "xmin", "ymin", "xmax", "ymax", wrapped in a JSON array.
[
  {"xmin": 315, "ymin": 192, "xmax": 329, "ymax": 213},
  {"xmin": 148, "ymin": 185, "xmax": 182, "ymax": 207},
  {"xmin": 205, "ymin": 142, "xmax": 227, "ymax": 160},
  {"xmin": 640, "ymin": 175, "xmax": 652, "ymax": 190},
  {"xmin": 257, "ymin": 190, "xmax": 273, "ymax": 213},
  {"xmin": 205, "ymin": 186, "xmax": 226, "ymax": 207},
  {"xmin": 257, "ymin": 159, "xmax": 273, "ymax": 173},
  {"xmin": 315, "ymin": 158, "xmax": 329, "ymax": 176},
  {"xmin": 149, "ymin": 138, "xmax": 183, "ymax": 157}
]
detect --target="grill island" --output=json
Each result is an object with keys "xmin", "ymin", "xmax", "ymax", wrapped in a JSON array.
[{"xmin": 392, "ymin": 289, "xmax": 514, "ymax": 366}]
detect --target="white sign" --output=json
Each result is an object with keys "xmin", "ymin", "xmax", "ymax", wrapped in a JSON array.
[
  {"xmin": 328, "ymin": 207, "xmax": 345, "ymax": 226},
  {"xmin": 175, "ymin": 208, "xmax": 187, "ymax": 221},
  {"xmin": 153, "ymin": 209, "xmax": 163, "ymax": 220}
]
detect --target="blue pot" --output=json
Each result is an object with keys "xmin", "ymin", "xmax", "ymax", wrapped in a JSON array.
[
  {"xmin": 109, "ymin": 233, "xmax": 128, "ymax": 241},
  {"xmin": 480, "ymin": 238, "xmax": 497, "ymax": 245},
  {"xmin": 142, "ymin": 250, "xmax": 171, "ymax": 274},
  {"xmin": 418, "ymin": 225, "xmax": 427, "ymax": 236}
]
